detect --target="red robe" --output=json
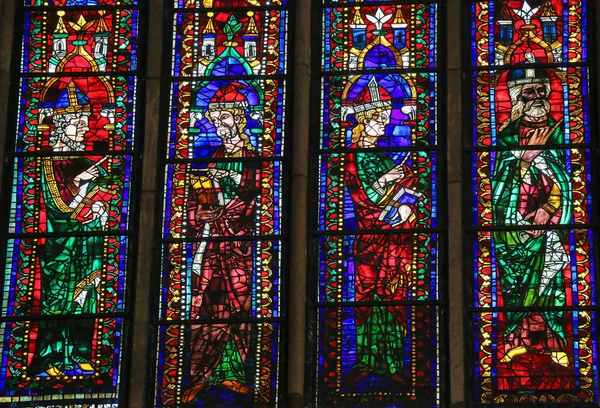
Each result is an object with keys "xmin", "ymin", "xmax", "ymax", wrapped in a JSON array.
[
  {"xmin": 345, "ymin": 151, "xmax": 417, "ymax": 329},
  {"xmin": 186, "ymin": 145, "xmax": 259, "ymax": 386}
]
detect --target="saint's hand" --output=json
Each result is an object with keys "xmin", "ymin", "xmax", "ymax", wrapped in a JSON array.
[
  {"xmin": 378, "ymin": 165, "xmax": 405, "ymax": 185},
  {"xmin": 195, "ymin": 206, "xmax": 224, "ymax": 223},
  {"xmin": 524, "ymin": 208, "xmax": 551, "ymax": 237},
  {"xmin": 522, "ymin": 119, "xmax": 563, "ymax": 162},
  {"xmin": 207, "ymin": 168, "xmax": 230, "ymax": 179},
  {"xmin": 82, "ymin": 202, "xmax": 108, "ymax": 226},
  {"xmin": 74, "ymin": 165, "xmax": 99, "ymax": 186},
  {"xmin": 526, "ymin": 126, "xmax": 554, "ymax": 146}
]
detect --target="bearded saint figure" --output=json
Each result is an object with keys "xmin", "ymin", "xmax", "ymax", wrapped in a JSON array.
[
  {"xmin": 183, "ymin": 83, "xmax": 260, "ymax": 402},
  {"xmin": 30, "ymin": 81, "xmax": 113, "ymax": 377},
  {"xmin": 492, "ymin": 65, "xmax": 572, "ymax": 368},
  {"xmin": 344, "ymin": 77, "xmax": 419, "ymax": 385}
]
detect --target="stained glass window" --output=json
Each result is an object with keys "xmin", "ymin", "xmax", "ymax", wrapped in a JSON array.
[
  {"xmin": 467, "ymin": 0, "xmax": 600, "ymax": 404},
  {"xmin": 0, "ymin": 0, "xmax": 142, "ymax": 406},
  {"xmin": 152, "ymin": 0, "xmax": 290, "ymax": 406},
  {"xmin": 307, "ymin": 1, "xmax": 445, "ymax": 406}
]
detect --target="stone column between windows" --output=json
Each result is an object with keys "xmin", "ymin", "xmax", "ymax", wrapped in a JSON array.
[
  {"xmin": 287, "ymin": 0, "xmax": 310, "ymax": 406},
  {"xmin": 0, "ymin": 0, "xmax": 16, "ymax": 184},
  {"xmin": 128, "ymin": 0, "xmax": 163, "ymax": 405},
  {"xmin": 447, "ymin": 0, "xmax": 465, "ymax": 406}
]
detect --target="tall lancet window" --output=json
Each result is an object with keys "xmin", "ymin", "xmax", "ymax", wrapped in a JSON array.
[
  {"xmin": 152, "ymin": 0, "xmax": 291, "ymax": 406},
  {"xmin": 0, "ymin": 0, "xmax": 144, "ymax": 406},
  {"xmin": 306, "ymin": 1, "xmax": 447, "ymax": 406},
  {"xmin": 466, "ymin": 0, "xmax": 600, "ymax": 404}
]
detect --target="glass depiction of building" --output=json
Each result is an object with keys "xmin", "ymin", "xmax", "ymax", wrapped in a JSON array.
[{"xmin": 0, "ymin": 0, "xmax": 598, "ymax": 407}]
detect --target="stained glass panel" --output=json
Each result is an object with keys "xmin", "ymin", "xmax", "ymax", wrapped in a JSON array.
[
  {"xmin": 320, "ymin": 5, "xmax": 438, "ymax": 71},
  {"xmin": 27, "ymin": 1, "xmax": 138, "ymax": 6},
  {"xmin": 471, "ymin": 0, "xmax": 587, "ymax": 67},
  {"xmin": 13, "ymin": 76, "xmax": 138, "ymax": 152},
  {"xmin": 317, "ymin": 306, "xmax": 440, "ymax": 406},
  {"xmin": 308, "ymin": 1, "xmax": 445, "ymax": 407},
  {"xmin": 21, "ymin": 11, "xmax": 139, "ymax": 73},
  {"xmin": 153, "ymin": 1, "xmax": 290, "ymax": 406},
  {"xmin": 174, "ymin": 0, "xmax": 288, "ymax": 8},
  {"xmin": 0, "ymin": 1, "xmax": 142, "ymax": 406},
  {"xmin": 468, "ymin": 0, "xmax": 600, "ymax": 404}
]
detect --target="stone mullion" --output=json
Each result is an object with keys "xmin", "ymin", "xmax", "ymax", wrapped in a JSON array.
[
  {"xmin": 127, "ymin": 0, "xmax": 163, "ymax": 406},
  {"xmin": 447, "ymin": 0, "xmax": 464, "ymax": 406},
  {"xmin": 0, "ymin": 0, "xmax": 16, "ymax": 185},
  {"xmin": 287, "ymin": 0, "xmax": 310, "ymax": 407}
]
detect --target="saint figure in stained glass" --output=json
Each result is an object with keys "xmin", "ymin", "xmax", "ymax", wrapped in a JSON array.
[
  {"xmin": 343, "ymin": 77, "xmax": 419, "ymax": 385},
  {"xmin": 492, "ymin": 64, "xmax": 571, "ymax": 368},
  {"xmin": 183, "ymin": 82, "xmax": 260, "ymax": 403},
  {"xmin": 156, "ymin": 2, "xmax": 288, "ymax": 405},
  {"xmin": 312, "ymin": 3, "xmax": 441, "ymax": 404},
  {"xmin": 26, "ymin": 11, "xmax": 121, "ymax": 378},
  {"xmin": 469, "ymin": 0, "xmax": 599, "ymax": 401},
  {"xmin": 0, "ymin": 2, "xmax": 140, "ymax": 404},
  {"xmin": 32, "ymin": 80, "xmax": 115, "ymax": 377}
]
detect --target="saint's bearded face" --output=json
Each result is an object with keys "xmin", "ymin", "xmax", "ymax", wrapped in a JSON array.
[
  {"xmin": 519, "ymin": 83, "xmax": 551, "ymax": 119},
  {"xmin": 208, "ymin": 109, "xmax": 240, "ymax": 142}
]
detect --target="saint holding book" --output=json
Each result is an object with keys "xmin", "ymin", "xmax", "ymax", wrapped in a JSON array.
[
  {"xmin": 344, "ymin": 77, "xmax": 419, "ymax": 384},
  {"xmin": 183, "ymin": 82, "xmax": 260, "ymax": 402}
]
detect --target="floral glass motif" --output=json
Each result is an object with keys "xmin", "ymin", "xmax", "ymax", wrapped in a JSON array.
[
  {"xmin": 0, "ymin": 1, "xmax": 141, "ymax": 407},
  {"xmin": 308, "ymin": 2, "xmax": 443, "ymax": 407},
  {"xmin": 469, "ymin": 0, "xmax": 599, "ymax": 404},
  {"xmin": 153, "ymin": 1, "xmax": 289, "ymax": 406}
]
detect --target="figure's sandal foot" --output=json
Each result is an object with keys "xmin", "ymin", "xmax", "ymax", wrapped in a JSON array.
[
  {"xmin": 77, "ymin": 362, "xmax": 94, "ymax": 372},
  {"xmin": 500, "ymin": 346, "xmax": 528, "ymax": 363},
  {"xmin": 182, "ymin": 383, "xmax": 207, "ymax": 403},
  {"xmin": 222, "ymin": 380, "xmax": 251, "ymax": 394},
  {"xmin": 551, "ymin": 352, "xmax": 569, "ymax": 368},
  {"xmin": 46, "ymin": 366, "xmax": 65, "ymax": 376}
]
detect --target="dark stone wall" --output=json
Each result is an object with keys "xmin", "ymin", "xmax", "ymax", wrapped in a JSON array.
[{"xmin": 0, "ymin": 0, "xmax": 15, "ymax": 185}]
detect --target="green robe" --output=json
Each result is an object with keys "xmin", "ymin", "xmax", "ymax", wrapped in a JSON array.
[
  {"xmin": 346, "ymin": 151, "xmax": 415, "ymax": 376},
  {"xmin": 354, "ymin": 296, "xmax": 405, "ymax": 376},
  {"xmin": 31, "ymin": 157, "xmax": 109, "ymax": 374},
  {"xmin": 491, "ymin": 117, "xmax": 572, "ymax": 345},
  {"xmin": 356, "ymin": 151, "xmax": 397, "ymax": 204},
  {"xmin": 354, "ymin": 153, "xmax": 405, "ymax": 375}
]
